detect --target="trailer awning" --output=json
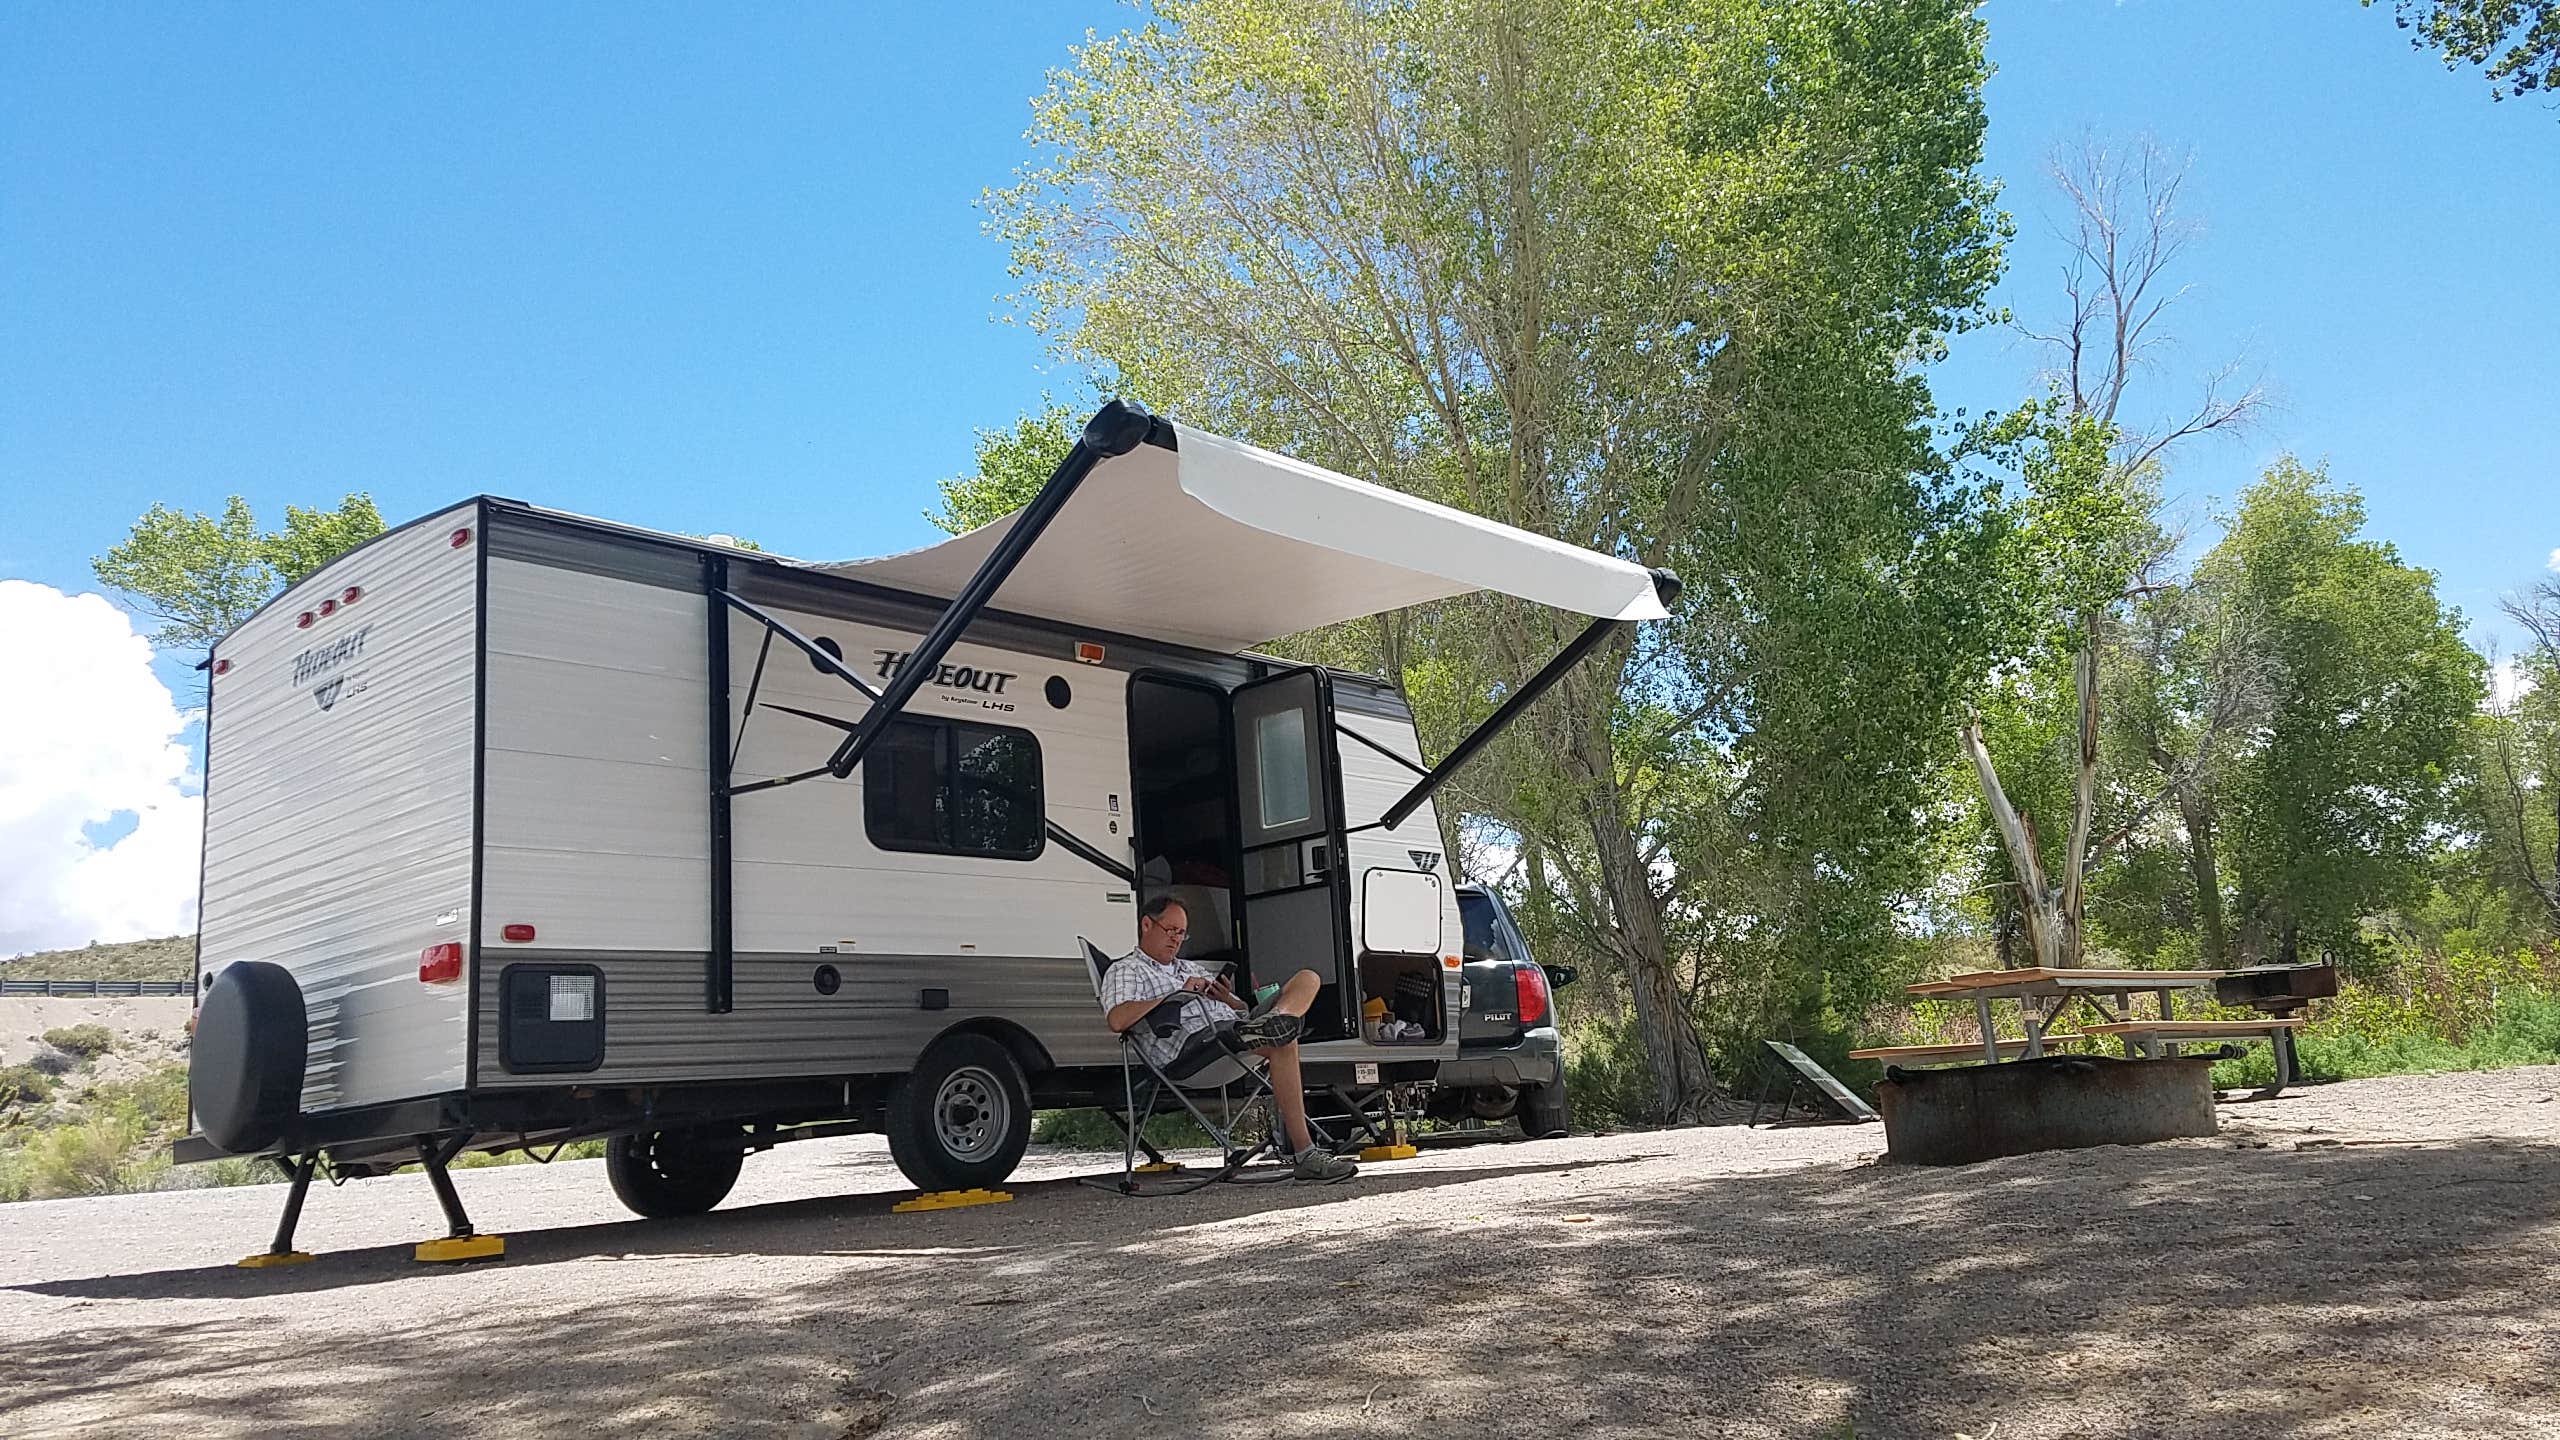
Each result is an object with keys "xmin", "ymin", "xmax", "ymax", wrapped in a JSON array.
[{"xmin": 817, "ymin": 424, "xmax": 1670, "ymax": 653}]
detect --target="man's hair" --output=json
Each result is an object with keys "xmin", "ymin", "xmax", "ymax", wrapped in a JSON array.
[{"xmin": 1140, "ymin": 892, "xmax": 1187, "ymax": 923}]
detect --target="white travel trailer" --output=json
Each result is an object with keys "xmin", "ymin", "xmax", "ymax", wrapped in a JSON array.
[{"xmin": 182, "ymin": 402, "xmax": 1674, "ymax": 1255}]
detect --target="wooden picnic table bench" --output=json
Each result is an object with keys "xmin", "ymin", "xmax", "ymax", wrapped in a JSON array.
[
  {"xmin": 2085, "ymin": 1017, "xmax": 2310, "ymax": 1092},
  {"xmin": 1905, "ymin": 968, "xmax": 2226, "ymax": 1066},
  {"xmin": 1849, "ymin": 1034, "xmax": 2087, "ymax": 1067}
]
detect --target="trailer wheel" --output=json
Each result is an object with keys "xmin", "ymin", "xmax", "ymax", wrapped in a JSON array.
[
  {"xmin": 604, "ymin": 1127, "xmax": 745, "ymax": 1218},
  {"xmin": 885, "ymin": 1033, "xmax": 1031, "ymax": 1193},
  {"xmin": 1519, "ymin": 1079, "xmax": 1571, "ymax": 1140}
]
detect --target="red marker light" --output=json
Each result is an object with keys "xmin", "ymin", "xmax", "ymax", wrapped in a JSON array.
[
  {"xmin": 450, "ymin": 526, "xmax": 473, "ymax": 548},
  {"xmin": 319, "ymin": 597, "xmax": 338, "ymax": 617},
  {"xmin": 212, "ymin": 658, "xmax": 232, "ymax": 676},
  {"xmin": 1074, "ymin": 642, "xmax": 1106, "ymax": 665},
  {"xmin": 501, "ymin": 923, "xmax": 536, "ymax": 943},
  {"xmin": 419, "ymin": 943, "xmax": 464, "ymax": 984},
  {"xmin": 342, "ymin": 586, "xmax": 363, "ymax": 605},
  {"xmin": 297, "ymin": 612, "xmax": 315, "ymax": 629}
]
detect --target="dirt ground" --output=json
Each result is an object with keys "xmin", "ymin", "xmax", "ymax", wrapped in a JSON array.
[
  {"xmin": 0, "ymin": 997, "xmax": 192, "ymax": 1086},
  {"xmin": 3, "ymin": 1066, "xmax": 2557, "ymax": 1440}
]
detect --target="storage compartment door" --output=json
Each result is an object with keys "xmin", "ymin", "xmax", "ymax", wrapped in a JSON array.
[{"xmin": 1230, "ymin": 667, "xmax": 1353, "ymax": 1036}]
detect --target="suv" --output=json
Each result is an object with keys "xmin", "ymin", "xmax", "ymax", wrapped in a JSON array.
[{"xmin": 1430, "ymin": 884, "xmax": 1575, "ymax": 1138}]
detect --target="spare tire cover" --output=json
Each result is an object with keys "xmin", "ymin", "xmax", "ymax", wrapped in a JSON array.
[{"xmin": 192, "ymin": 960, "xmax": 308, "ymax": 1153}]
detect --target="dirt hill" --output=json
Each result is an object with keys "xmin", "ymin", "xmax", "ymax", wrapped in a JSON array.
[{"xmin": 0, "ymin": 935, "xmax": 193, "ymax": 983}]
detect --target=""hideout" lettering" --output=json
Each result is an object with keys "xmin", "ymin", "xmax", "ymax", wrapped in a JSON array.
[{"xmin": 871, "ymin": 649, "xmax": 1016, "ymax": 695}]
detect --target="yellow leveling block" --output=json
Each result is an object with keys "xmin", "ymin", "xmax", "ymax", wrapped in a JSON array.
[
  {"xmin": 414, "ymin": 1234, "xmax": 508, "ymax": 1263},
  {"xmin": 236, "ymin": 1251, "xmax": 314, "ymax": 1269},
  {"xmin": 892, "ymin": 1188, "xmax": 1013, "ymax": 1212},
  {"xmin": 1133, "ymin": 1161, "xmax": 1184, "ymax": 1174},
  {"xmin": 1358, "ymin": 1144, "xmax": 1420, "ymax": 1162}
]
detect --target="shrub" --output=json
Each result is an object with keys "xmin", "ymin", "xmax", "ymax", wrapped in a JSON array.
[
  {"xmin": 1560, "ymin": 1011, "xmax": 1658, "ymax": 1131},
  {"xmin": 0, "ymin": 1064, "xmax": 55, "ymax": 1109},
  {"xmin": 450, "ymin": 1138, "xmax": 608, "ymax": 1169},
  {"xmin": 26, "ymin": 1049, "xmax": 76, "ymax": 1078},
  {"xmin": 1031, "ymin": 1108, "xmax": 1214, "ymax": 1151},
  {"xmin": 22, "ymin": 1113, "xmax": 151, "ymax": 1199},
  {"xmin": 42, "ymin": 1024, "xmax": 116, "ymax": 1059}
]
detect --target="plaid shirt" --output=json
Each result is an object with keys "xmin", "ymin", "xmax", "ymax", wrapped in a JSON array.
[{"xmin": 1099, "ymin": 950, "xmax": 1235, "ymax": 1068}]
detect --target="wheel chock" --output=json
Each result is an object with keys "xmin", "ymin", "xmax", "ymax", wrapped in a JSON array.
[
  {"xmin": 1358, "ymin": 1144, "xmax": 1420, "ymax": 1162},
  {"xmin": 1134, "ymin": 1161, "xmax": 1184, "ymax": 1174},
  {"xmin": 892, "ymin": 1188, "xmax": 1013, "ymax": 1212},
  {"xmin": 237, "ymin": 1250, "xmax": 314, "ymax": 1269},
  {"xmin": 414, "ymin": 1234, "xmax": 507, "ymax": 1264}
]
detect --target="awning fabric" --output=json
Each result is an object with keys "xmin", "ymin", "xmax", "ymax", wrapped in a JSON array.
[{"xmin": 817, "ymin": 422, "xmax": 1668, "ymax": 653}]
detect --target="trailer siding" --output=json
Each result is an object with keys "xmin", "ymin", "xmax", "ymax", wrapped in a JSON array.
[
  {"xmin": 197, "ymin": 503, "xmax": 479, "ymax": 1113},
  {"xmin": 473, "ymin": 567, "xmax": 1138, "ymax": 1086}
]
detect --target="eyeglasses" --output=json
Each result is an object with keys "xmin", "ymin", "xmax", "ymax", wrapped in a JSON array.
[{"xmin": 1145, "ymin": 915, "xmax": 1189, "ymax": 940}]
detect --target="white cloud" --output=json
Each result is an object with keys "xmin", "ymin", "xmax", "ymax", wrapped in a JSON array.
[
  {"xmin": 0, "ymin": 582, "xmax": 201, "ymax": 958},
  {"xmin": 2549, "ymin": 548, "xmax": 2560, "ymax": 574}
]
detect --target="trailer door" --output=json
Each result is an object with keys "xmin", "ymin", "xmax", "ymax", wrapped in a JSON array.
[{"xmin": 1231, "ymin": 666, "xmax": 1356, "ymax": 1038}]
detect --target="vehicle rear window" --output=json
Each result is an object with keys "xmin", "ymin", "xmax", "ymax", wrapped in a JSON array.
[{"xmin": 1459, "ymin": 892, "xmax": 1515, "ymax": 961}]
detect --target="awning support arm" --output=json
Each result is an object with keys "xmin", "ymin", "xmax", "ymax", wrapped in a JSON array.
[
  {"xmin": 825, "ymin": 399, "xmax": 1163, "ymax": 780},
  {"xmin": 1377, "ymin": 569, "xmax": 1681, "ymax": 832}
]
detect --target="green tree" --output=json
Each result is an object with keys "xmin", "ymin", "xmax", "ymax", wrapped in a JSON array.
[
  {"xmin": 2461, "ymin": 581, "xmax": 2560, "ymax": 933},
  {"xmin": 2368, "ymin": 0, "xmax": 2560, "ymax": 99},
  {"xmin": 932, "ymin": 404, "xmax": 1081, "ymax": 534},
  {"xmin": 92, "ymin": 494, "xmax": 385, "ymax": 658},
  {"xmin": 2211, "ymin": 460, "xmax": 2486, "ymax": 962},
  {"xmin": 991, "ymin": 0, "xmax": 2009, "ymax": 1116}
]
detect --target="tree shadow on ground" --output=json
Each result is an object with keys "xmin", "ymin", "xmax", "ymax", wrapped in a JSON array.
[{"xmin": 6, "ymin": 1136, "xmax": 2556, "ymax": 1439}]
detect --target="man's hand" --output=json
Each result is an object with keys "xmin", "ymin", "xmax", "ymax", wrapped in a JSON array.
[{"xmin": 1180, "ymin": 976, "xmax": 1213, "ymax": 994}]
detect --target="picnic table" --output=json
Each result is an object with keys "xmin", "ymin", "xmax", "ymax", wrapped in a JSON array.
[{"xmin": 1894, "ymin": 968, "xmax": 2231, "ymax": 1065}]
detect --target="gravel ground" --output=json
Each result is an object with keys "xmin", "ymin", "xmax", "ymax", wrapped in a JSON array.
[{"xmin": 4, "ymin": 1066, "xmax": 2557, "ymax": 1440}]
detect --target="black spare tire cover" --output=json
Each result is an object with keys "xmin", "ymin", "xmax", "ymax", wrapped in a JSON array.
[{"xmin": 192, "ymin": 960, "xmax": 307, "ymax": 1153}]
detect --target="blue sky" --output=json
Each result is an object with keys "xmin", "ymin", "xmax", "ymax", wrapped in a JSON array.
[{"xmin": 1, "ymin": 2, "xmax": 2552, "ymax": 667}]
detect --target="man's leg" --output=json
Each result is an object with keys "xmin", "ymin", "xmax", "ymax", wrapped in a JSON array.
[
  {"xmin": 1255, "ymin": 1040, "xmax": 1315, "ymax": 1153},
  {"xmin": 1267, "ymin": 968, "xmax": 1321, "ymax": 1018}
]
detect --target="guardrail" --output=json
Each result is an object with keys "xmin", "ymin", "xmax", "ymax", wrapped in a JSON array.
[{"xmin": 0, "ymin": 978, "xmax": 196, "ymax": 997}]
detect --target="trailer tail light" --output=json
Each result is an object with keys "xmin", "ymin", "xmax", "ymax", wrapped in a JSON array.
[
  {"xmin": 419, "ymin": 943, "xmax": 464, "ymax": 984},
  {"xmin": 1514, "ymin": 962, "xmax": 1551, "ymax": 1028},
  {"xmin": 501, "ymin": 924, "xmax": 536, "ymax": 943}
]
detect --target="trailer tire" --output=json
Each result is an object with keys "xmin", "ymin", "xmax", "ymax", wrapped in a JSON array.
[
  {"xmin": 605, "ymin": 1128, "xmax": 745, "ymax": 1218},
  {"xmin": 885, "ymin": 1033, "xmax": 1031, "ymax": 1193},
  {"xmin": 1519, "ymin": 1079, "xmax": 1571, "ymax": 1140},
  {"xmin": 191, "ymin": 961, "xmax": 307, "ymax": 1154}
]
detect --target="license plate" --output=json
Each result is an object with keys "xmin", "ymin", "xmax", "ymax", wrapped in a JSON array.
[{"xmin": 1354, "ymin": 1062, "xmax": 1380, "ymax": 1085}]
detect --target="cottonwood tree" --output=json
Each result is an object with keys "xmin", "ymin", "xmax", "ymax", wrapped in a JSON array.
[
  {"xmin": 93, "ymin": 494, "xmax": 385, "ymax": 664},
  {"xmin": 2368, "ymin": 0, "xmax": 2560, "ymax": 99},
  {"xmin": 988, "ymin": 0, "xmax": 2008, "ymax": 1117},
  {"xmin": 1961, "ymin": 137, "xmax": 2264, "ymax": 970},
  {"xmin": 2472, "ymin": 581, "xmax": 2560, "ymax": 931}
]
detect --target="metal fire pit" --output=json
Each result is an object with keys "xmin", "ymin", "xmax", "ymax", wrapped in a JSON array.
[{"xmin": 1876, "ymin": 1053, "xmax": 2219, "ymax": 1166}]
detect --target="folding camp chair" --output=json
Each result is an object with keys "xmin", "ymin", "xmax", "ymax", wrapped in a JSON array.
[{"xmin": 1078, "ymin": 938, "xmax": 1297, "ymax": 1196}]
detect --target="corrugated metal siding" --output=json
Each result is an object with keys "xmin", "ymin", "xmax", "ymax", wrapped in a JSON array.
[
  {"xmin": 473, "ymin": 950, "xmax": 1120, "ymax": 1086},
  {"xmin": 475, "ymin": 570, "xmax": 1138, "ymax": 1083},
  {"xmin": 197, "ymin": 504, "xmax": 479, "ymax": 1113}
]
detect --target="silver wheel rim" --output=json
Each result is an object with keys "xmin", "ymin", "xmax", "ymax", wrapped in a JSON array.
[{"xmin": 935, "ymin": 1066, "xmax": 1008, "ymax": 1162}]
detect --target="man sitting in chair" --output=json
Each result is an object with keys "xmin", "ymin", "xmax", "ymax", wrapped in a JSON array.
[{"xmin": 1100, "ymin": 894, "xmax": 1359, "ymax": 1184}]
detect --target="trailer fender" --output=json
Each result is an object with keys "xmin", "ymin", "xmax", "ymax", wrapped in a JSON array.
[{"xmin": 934, "ymin": 1018, "xmax": 1055, "ymax": 1078}]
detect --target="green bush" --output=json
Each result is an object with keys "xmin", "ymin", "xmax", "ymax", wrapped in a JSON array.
[
  {"xmin": 20, "ymin": 1113, "xmax": 157, "ymax": 1198},
  {"xmin": 1031, "ymin": 1108, "xmax": 1214, "ymax": 1150},
  {"xmin": 41, "ymin": 1024, "xmax": 116, "ymax": 1059},
  {"xmin": 0, "ymin": 1064, "xmax": 56, "ymax": 1109},
  {"xmin": 1560, "ymin": 1012, "xmax": 1658, "ymax": 1131}
]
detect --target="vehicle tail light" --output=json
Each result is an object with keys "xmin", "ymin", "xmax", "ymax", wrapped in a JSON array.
[
  {"xmin": 1514, "ymin": 963, "xmax": 1551, "ymax": 1028},
  {"xmin": 501, "ymin": 923, "xmax": 536, "ymax": 943},
  {"xmin": 419, "ymin": 943, "xmax": 464, "ymax": 984}
]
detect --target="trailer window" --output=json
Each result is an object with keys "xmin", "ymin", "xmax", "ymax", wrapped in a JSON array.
[{"xmin": 863, "ymin": 718, "xmax": 1045, "ymax": 860}]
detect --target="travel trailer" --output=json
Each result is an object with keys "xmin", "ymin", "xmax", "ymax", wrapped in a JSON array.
[{"xmin": 181, "ymin": 401, "xmax": 1675, "ymax": 1255}]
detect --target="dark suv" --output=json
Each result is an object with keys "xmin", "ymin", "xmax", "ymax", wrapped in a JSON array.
[{"xmin": 1429, "ymin": 884, "xmax": 1574, "ymax": 1138}]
